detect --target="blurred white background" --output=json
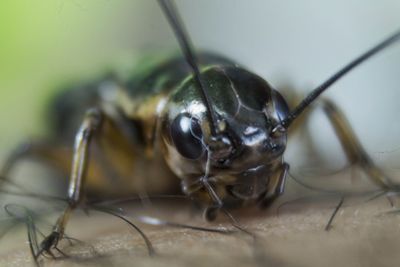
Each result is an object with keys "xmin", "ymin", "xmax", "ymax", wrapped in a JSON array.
[
  {"xmin": 175, "ymin": 1, "xmax": 400, "ymax": 171},
  {"xmin": 1, "ymin": 0, "xmax": 400, "ymax": 175}
]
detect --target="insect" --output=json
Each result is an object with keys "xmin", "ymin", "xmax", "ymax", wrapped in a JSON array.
[{"xmin": 1, "ymin": 0, "xmax": 400, "ymax": 265}]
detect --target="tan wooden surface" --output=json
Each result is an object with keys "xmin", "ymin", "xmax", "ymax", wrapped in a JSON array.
[{"xmin": 0, "ymin": 179, "xmax": 399, "ymax": 267}]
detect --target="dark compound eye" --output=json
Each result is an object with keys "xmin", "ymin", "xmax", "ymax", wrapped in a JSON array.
[{"xmin": 170, "ymin": 113, "xmax": 204, "ymax": 159}]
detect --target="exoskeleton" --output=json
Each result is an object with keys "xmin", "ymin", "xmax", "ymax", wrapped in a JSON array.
[{"xmin": 1, "ymin": 0, "xmax": 399, "ymax": 263}]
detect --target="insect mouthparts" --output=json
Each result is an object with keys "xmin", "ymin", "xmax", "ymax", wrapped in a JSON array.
[{"xmin": 208, "ymin": 133, "xmax": 235, "ymax": 161}]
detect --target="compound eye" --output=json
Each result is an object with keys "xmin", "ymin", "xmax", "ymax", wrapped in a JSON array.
[{"xmin": 170, "ymin": 113, "xmax": 204, "ymax": 159}]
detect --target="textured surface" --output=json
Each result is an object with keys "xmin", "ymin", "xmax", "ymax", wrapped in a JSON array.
[
  {"xmin": 1, "ymin": 2, "xmax": 400, "ymax": 267},
  {"xmin": 0, "ymin": 179, "xmax": 399, "ymax": 267}
]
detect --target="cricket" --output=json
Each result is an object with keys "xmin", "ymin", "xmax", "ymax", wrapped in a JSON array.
[{"xmin": 1, "ymin": 1, "xmax": 400, "ymax": 266}]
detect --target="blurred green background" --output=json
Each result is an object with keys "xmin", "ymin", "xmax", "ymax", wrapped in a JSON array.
[
  {"xmin": 1, "ymin": 0, "xmax": 400, "ymax": 168},
  {"xmin": 0, "ymin": 0, "xmax": 173, "ymax": 151}
]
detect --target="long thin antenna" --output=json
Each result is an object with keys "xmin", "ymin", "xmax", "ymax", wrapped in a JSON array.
[
  {"xmin": 157, "ymin": 0, "xmax": 219, "ymax": 136},
  {"xmin": 281, "ymin": 29, "xmax": 400, "ymax": 128}
]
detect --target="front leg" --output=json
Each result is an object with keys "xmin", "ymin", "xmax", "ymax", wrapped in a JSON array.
[
  {"xmin": 38, "ymin": 108, "xmax": 103, "ymax": 256},
  {"xmin": 259, "ymin": 163, "xmax": 289, "ymax": 209}
]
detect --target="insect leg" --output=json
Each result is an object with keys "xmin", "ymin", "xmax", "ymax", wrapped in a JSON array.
[
  {"xmin": 37, "ymin": 107, "xmax": 103, "ymax": 256},
  {"xmin": 1, "ymin": 142, "xmax": 32, "ymax": 178},
  {"xmin": 318, "ymin": 99, "xmax": 394, "ymax": 190},
  {"xmin": 0, "ymin": 141, "xmax": 72, "ymax": 191},
  {"xmin": 259, "ymin": 163, "xmax": 289, "ymax": 209}
]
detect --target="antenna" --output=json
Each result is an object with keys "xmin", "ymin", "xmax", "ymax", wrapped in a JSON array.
[
  {"xmin": 157, "ymin": 0, "xmax": 220, "ymax": 136},
  {"xmin": 281, "ymin": 29, "xmax": 400, "ymax": 128}
]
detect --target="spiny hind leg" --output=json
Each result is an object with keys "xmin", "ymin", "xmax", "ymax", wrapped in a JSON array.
[
  {"xmin": 317, "ymin": 99, "xmax": 394, "ymax": 190},
  {"xmin": 283, "ymin": 89, "xmax": 393, "ymax": 189},
  {"xmin": 0, "ymin": 125, "xmax": 134, "ymax": 196},
  {"xmin": 0, "ymin": 140, "xmax": 72, "ymax": 192},
  {"xmin": 288, "ymin": 98, "xmax": 394, "ymax": 229}
]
